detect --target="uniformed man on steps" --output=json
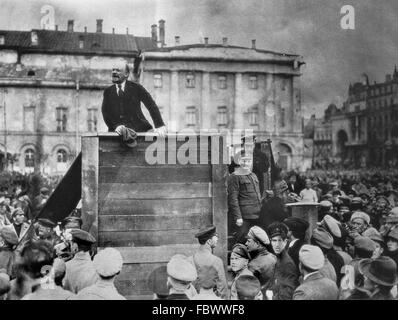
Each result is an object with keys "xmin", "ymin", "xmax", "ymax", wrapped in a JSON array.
[{"xmin": 189, "ymin": 225, "xmax": 228, "ymax": 299}]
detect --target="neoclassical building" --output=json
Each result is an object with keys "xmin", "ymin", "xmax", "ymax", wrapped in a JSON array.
[{"xmin": 0, "ymin": 19, "xmax": 305, "ymax": 174}]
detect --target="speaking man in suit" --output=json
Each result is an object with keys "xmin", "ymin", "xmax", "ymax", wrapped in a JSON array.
[{"xmin": 101, "ymin": 61, "xmax": 167, "ymax": 137}]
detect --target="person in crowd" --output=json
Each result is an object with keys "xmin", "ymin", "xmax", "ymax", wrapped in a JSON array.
[
  {"xmin": 349, "ymin": 211, "xmax": 377, "ymax": 238},
  {"xmin": 191, "ymin": 266, "xmax": 222, "ymax": 300},
  {"xmin": 227, "ymin": 150, "xmax": 262, "ymax": 244},
  {"xmin": 76, "ymin": 248, "xmax": 125, "ymax": 300},
  {"xmin": 34, "ymin": 218, "xmax": 59, "ymax": 247},
  {"xmin": 293, "ymin": 245, "xmax": 339, "ymax": 300},
  {"xmin": 310, "ymin": 228, "xmax": 339, "ymax": 283},
  {"xmin": 235, "ymin": 275, "xmax": 262, "ymax": 300},
  {"xmin": 0, "ymin": 198, "xmax": 11, "ymax": 228},
  {"xmin": 230, "ymin": 243, "xmax": 261, "ymax": 300},
  {"xmin": 385, "ymin": 228, "xmax": 398, "ymax": 266},
  {"xmin": 370, "ymin": 195, "xmax": 392, "ymax": 229},
  {"xmin": 368, "ymin": 232, "xmax": 385, "ymax": 259},
  {"xmin": 166, "ymin": 254, "xmax": 197, "ymax": 300},
  {"xmin": 63, "ymin": 229, "xmax": 98, "ymax": 293},
  {"xmin": 189, "ymin": 225, "xmax": 227, "ymax": 299},
  {"xmin": 299, "ymin": 179, "xmax": 318, "ymax": 203},
  {"xmin": 283, "ymin": 217, "xmax": 309, "ymax": 268},
  {"xmin": 0, "ymin": 269, "xmax": 10, "ymax": 300},
  {"xmin": 380, "ymin": 207, "xmax": 398, "ymax": 236},
  {"xmin": 245, "ymin": 226, "xmax": 276, "ymax": 291},
  {"xmin": 264, "ymin": 222, "xmax": 299, "ymax": 300},
  {"xmin": 0, "ymin": 227, "xmax": 18, "ymax": 278},
  {"xmin": 54, "ymin": 216, "xmax": 83, "ymax": 261},
  {"xmin": 147, "ymin": 266, "xmax": 169, "ymax": 300},
  {"xmin": 6, "ymin": 208, "xmax": 32, "ymax": 252},
  {"xmin": 346, "ymin": 256, "xmax": 397, "ymax": 300},
  {"xmin": 31, "ymin": 187, "xmax": 50, "ymax": 219},
  {"xmin": 318, "ymin": 200, "xmax": 334, "ymax": 221}
]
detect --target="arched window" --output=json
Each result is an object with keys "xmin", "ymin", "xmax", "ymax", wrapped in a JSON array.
[
  {"xmin": 24, "ymin": 148, "xmax": 35, "ymax": 168},
  {"xmin": 57, "ymin": 149, "xmax": 67, "ymax": 163}
]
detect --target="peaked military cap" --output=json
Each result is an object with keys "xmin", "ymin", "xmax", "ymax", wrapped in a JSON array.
[
  {"xmin": 69, "ymin": 228, "xmax": 96, "ymax": 244},
  {"xmin": 231, "ymin": 243, "xmax": 251, "ymax": 260},
  {"xmin": 195, "ymin": 225, "xmax": 216, "ymax": 241},
  {"xmin": 37, "ymin": 218, "xmax": 56, "ymax": 228},
  {"xmin": 267, "ymin": 222, "xmax": 289, "ymax": 239}
]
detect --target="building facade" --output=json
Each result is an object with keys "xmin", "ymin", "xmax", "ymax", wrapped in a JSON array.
[{"xmin": 0, "ymin": 20, "xmax": 305, "ymax": 174}]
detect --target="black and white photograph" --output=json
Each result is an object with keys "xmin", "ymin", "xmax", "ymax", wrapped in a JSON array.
[{"xmin": 0, "ymin": 0, "xmax": 397, "ymax": 304}]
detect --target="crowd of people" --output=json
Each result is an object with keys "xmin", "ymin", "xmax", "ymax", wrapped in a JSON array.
[{"xmin": 1, "ymin": 150, "xmax": 398, "ymax": 300}]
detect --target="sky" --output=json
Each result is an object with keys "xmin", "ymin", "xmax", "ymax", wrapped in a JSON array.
[{"xmin": 0, "ymin": 0, "xmax": 397, "ymax": 118}]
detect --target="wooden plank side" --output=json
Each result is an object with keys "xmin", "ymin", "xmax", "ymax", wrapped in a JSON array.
[
  {"xmin": 99, "ymin": 198, "xmax": 212, "ymax": 216},
  {"xmin": 98, "ymin": 213, "xmax": 212, "ymax": 232},
  {"xmin": 98, "ymin": 182, "xmax": 212, "ymax": 199},
  {"xmin": 81, "ymin": 136, "xmax": 99, "ymax": 241},
  {"xmin": 98, "ymin": 165, "xmax": 211, "ymax": 183},
  {"xmin": 111, "ymin": 244, "xmax": 199, "ymax": 264},
  {"xmin": 98, "ymin": 229, "xmax": 199, "ymax": 247}
]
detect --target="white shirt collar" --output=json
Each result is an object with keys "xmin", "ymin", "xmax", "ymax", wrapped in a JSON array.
[
  {"xmin": 116, "ymin": 80, "xmax": 126, "ymax": 93},
  {"xmin": 289, "ymin": 238, "xmax": 299, "ymax": 248},
  {"xmin": 303, "ymin": 271, "xmax": 318, "ymax": 281}
]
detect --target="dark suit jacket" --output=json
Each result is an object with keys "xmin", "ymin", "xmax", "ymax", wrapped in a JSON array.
[
  {"xmin": 288, "ymin": 239, "xmax": 306, "ymax": 269},
  {"xmin": 101, "ymin": 80, "xmax": 165, "ymax": 132}
]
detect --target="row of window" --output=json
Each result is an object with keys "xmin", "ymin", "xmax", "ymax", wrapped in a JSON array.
[
  {"xmin": 368, "ymin": 97, "xmax": 394, "ymax": 109},
  {"xmin": 20, "ymin": 106, "xmax": 98, "ymax": 132},
  {"xmin": 24, "ymin": 148, "xmax": 68, "ymax": 168},
  {"xmin": 369, "ymin": 85, "xmax": 397, "ymax": 96},
  {"xmin": 153, "ymin": 73, "xmax": 288, "ymax": 91}
]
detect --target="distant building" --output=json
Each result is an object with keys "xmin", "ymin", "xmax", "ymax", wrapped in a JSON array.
[
  {"xmin": 307, "ymin": 68, "xmax": 398, "ymax": 168},
  {"xmin": 0, "ymin": 19, "xmax": 306, "ymax": 174}
]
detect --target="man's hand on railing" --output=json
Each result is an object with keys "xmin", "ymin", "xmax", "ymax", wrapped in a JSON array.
[{"xmin": 154, "ymin": 125, "xmax": 167, "ymax": 137}]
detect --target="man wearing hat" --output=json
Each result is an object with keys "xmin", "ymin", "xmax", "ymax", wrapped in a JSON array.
[
  {"xmin": 245, "ymin": 226, "xmax": 276, "ymax": 291},
  {"xmin": 385, "ymin": 228, "xmax": 398, "ymax": 267},
  {"xmin": 147, "ymin": 266, "xmax": 169, "ymax": 299},
  {"xmin": 188, "ymin": 225, "xmax": 227, "ymax": 299},
  {"xmin": 349, "ymin": 211, "xmax": 377, "ymax": 238},
  {"xmin": 191, "ymin": 266, "xmax": 222, "ymax": 300},
  {"xmin": 264, "ymin": 222, "xmax": 299, "ymax": 300},
  {"xmin": 34, "ymin": 218, "xmax": 59, "ymax": 246},
  {"xmin": 318, "ymin": 200, "xmax": 334, "ymax": 222},
  {"xmin": 76, "ymin": 248, "xmax": 125, "ymax": 300},
  {"xmin": 235, "ymin": 275, "xmax": 262, "ymax": 300},
  {"xmin": 166, "ymin": 254, "xmax": 197, "ymax": 300},
  {"xmin": 0, "ymin": 269, "xmax": 10, "ymax": 300},
  {"xmin": 32, "ymin": 187, "xmax": 50, "ymax": 219},
  {"xmin": 6, "ymin": 207, "xmax": 33, "ymax": 252},
  {"xmin": 293, "ymin": 245, "xmax": 339, "ymax": 300},
  {"xmin": 370, "ymin": 195, "xmax": 392, "ymax": 229},
  {"xmin": 63, "ymin": 229, "xmax": 99, "ymax": 294},
  {"xmin": 283, "ymin": 217, "xmax": 309, "ymax": 268},
  {"xmin": 346, "ymin": 256, "xmax": 398, "ymax": 300},
  {"xmin": 380, "ymin": 207, "xmax": 398, "ymax": 237},
  {"xmin": 310, "ymin": 228, "xmax": 341, "ymax": 284},
  {"xmin": 0, "ymin": 198, "xmax": 11, "ymax": 228}
]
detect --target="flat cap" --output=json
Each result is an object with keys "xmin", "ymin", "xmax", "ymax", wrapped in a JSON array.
[
  {"xmin": 319, "ymin": 215, "xmax": 341, "ymax": 238},
  {"xmin": 299, "ymin": 245, "xmax": 324, "ymax": 270},
  {"xmin": 69, "ymin": 229, "xmax": 96, "ymax": 244},
  {"xmin": 283, "ymin": 217, "xmax": 309, "ymax": 234},
  {"xmin": 247, "ymin": 226, "xmax": 270, "ymax": 246},
  {"xmin": 351, "ymin": 197, "xmax": 363, "ymax": 204},
  {"xmin": 61, "ymin": 216, "xmax": 83, "ymax": 228},
  {"xmin": 37, "ymin": 218, "xmax": 56, "ymax": 228},
  {"xmin": 350, "ymin": 211, "xmax": 370, "ymax": 225},
  {"xmin": 11, "ymin": 207, "xmax": 25, "ymax": 218},
  {"xmin": 386, "ymin": 207, "xmax": 398, "ymax": 223},
  {"xmin": 354, "ymin": 236, "xmax": 377, "ymax": 252},
  {"xmin": 235, "ymin": 275, "xmax": 261, "ymax": 300},
  {"xmin": 194, "ymin": 225, "xmax": 216, "ymax": 242},
  {"xmin": 311, "ymin": 228, "xmax": 333, "ymax": 249},
  {"xmin": 167, "ymin": 254, "xmax": 197, "ymax": 282},
  {"xmin": 93, "ymin": 248, "xmax": 124, "ymax": 277},
  {"xmin": 147, "ymin": 266, "xmax": 169, "ymax": 296},
  {"xmin": 267, "ymin": 222, "xmax": 288, "ymax": 239},
  {"xmin": 319, "ymin": 200, "xmax": 333, "ymax": 208},
  {"xmin": 0, "ymin": 227, "xmax": 19, "ymax": 245},
  {"xmin": 231, "ymin": 243, "xmax": 251, "ymax": 260},
  {"xmin": 387, "ymin": 228, "xmax": 398, "ymax": 241}
]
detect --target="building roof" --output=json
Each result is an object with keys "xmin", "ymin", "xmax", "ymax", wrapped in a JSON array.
[{"xmin": 0, "ymin": 29, "xmax": 157, "ymax": 55}]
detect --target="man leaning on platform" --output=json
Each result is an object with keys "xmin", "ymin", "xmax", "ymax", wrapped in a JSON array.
[{"xmin": 101, "ymin": 61, "xmax": 167, "ymax": 137}]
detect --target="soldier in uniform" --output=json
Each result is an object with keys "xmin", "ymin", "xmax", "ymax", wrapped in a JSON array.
[
  {"xmin": 188, "ymin": 225, "xmax": 227, "ymax": 299},
  {"xmin": 245, "ymin": 226, "xmax": 276, "ymax": 291},
  {"xmin": 76, "ymin": 248, "xmax": 125, "ymax": 300},
  {"xmin": 63, "ymin": 229, "xmax": 98, "ymax": 294}
]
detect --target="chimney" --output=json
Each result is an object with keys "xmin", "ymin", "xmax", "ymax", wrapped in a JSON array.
[
  {"xmin": 112, "ymin": 28, "xmax": 115, "ymax": 34},
  {"xmin": 251, "ymin": 39, "xmax": 256, "ymax": 49},
  {"xmin": 96, "ymin": 19, "xmax": 103, "ymax": 33},
  {"xmin": 67, "ymin": 20, "xmax": 74, "ymax": 32},
  {"xmin": 55, "ymin": 25, "xmax": 58, "ymax": 31},
  {"xmin": 126, "ymin": 27, "xmax": 129, "ymax": 34},
  {"xmin": 31, "ymin": 31, "xmax": 38, "ymax": 46},
  {"xmin": 386, "ymin": 74, "xmax": 392, "ymax": 82},
  {"xmin": 204, "ymin": 37, "xmax": 209, "ymax": 45},
  {"xmin": 159, "ymin": 19, "xmax": 165, "ymax": 47},
  {"xmin": 151, "ymin": 24, "xmax": 158, "ymax": 42},
  {"xmin": 222, "ymin": 37, "xmax": 228, "ymax": 46},
  {"xmin": 175, "ymin": 36, "xmax": 180, "ymax": 46},
  {"xmin": 84, "ymin": 26, "xmax": 87, "ymax": 33}
]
